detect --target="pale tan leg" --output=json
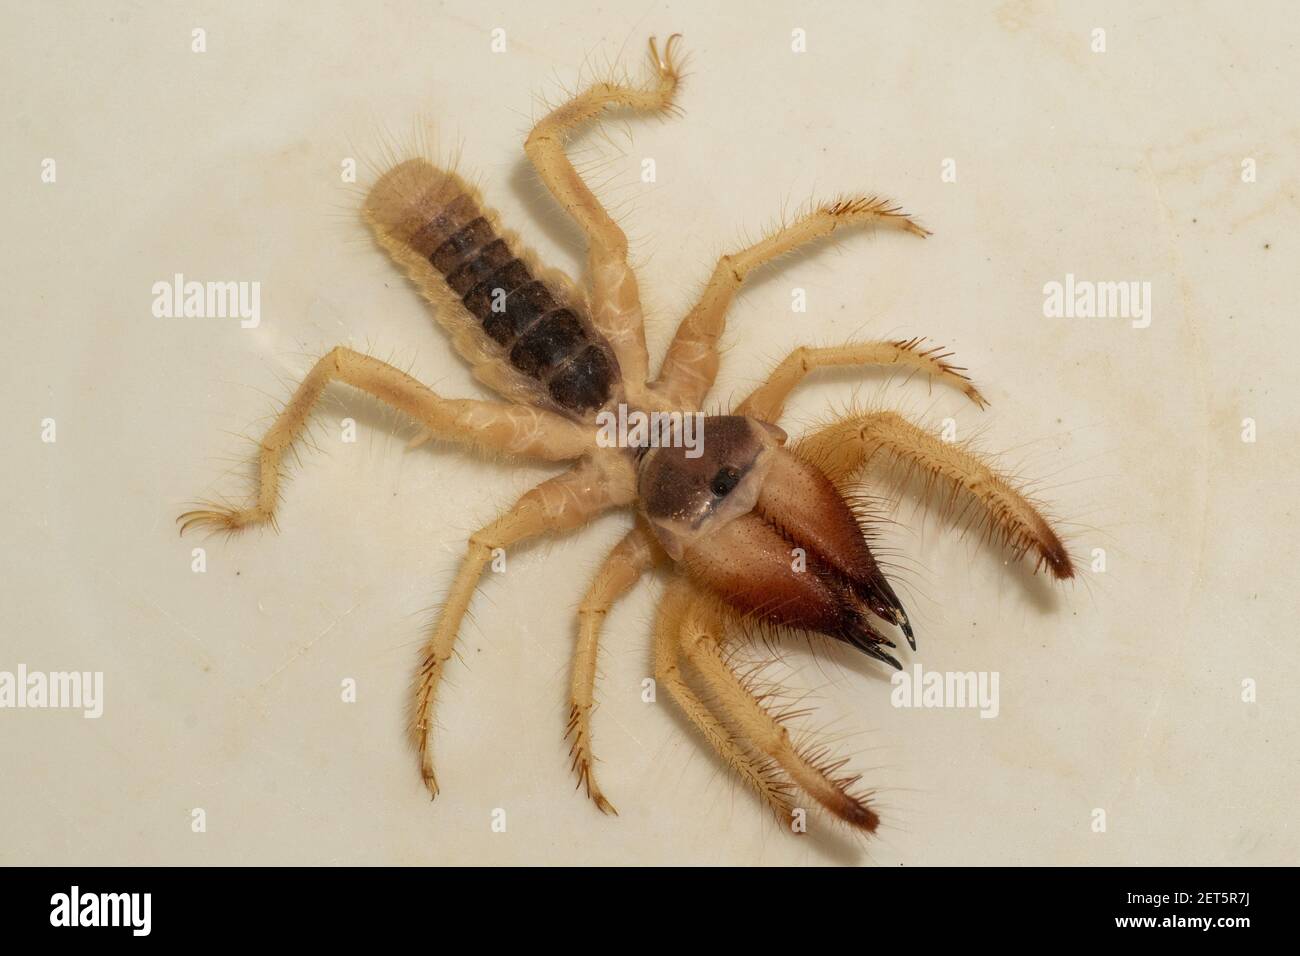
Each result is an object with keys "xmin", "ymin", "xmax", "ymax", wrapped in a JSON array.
[
  {"xmin": 676, "ymin": 588, "xmax": 880, "ymax": 832},
  {"xmin": 655, "ymin": 197, "xmax": 929, "ymax": 408},
  {"xmin": 416, "ymin": 461, "xmax": 634, "ymax": 797},
  {"xmin": 654, "ymin": 580, "xmax": 798, "ymax": 828},
  {"xmin": 178, "ymin": 346, "xmax": 594, "ymax": 535},
  {"xmin": 737, "ymin": 338, "xmax": 987, "ymax": 423},
  {"xmin": 797, "ymin": 411, "xmax": 1074, "ymax": 579},
  {"xmin": 524, "ymin": 35, "xmax": 684, "ymax": 390},
  {"xmin": 568, "ymin": 523, "xmax": 662, "ymax": 814}
]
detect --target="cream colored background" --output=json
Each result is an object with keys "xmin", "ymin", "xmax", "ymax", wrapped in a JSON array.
[{"xmin": 2, "ymin": 0, "xmax": 1296, "ymax": 866}]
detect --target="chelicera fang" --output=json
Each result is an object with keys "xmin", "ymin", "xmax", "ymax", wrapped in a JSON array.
[{"xmin": 180, "ymin": 35, "xmax": 1072, "ymax": 834}]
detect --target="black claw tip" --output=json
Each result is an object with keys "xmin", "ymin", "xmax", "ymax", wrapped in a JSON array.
[
  {"xmin": 841, "ymin": 621, "xmax": 904, "ymax": 670},
  {"xmin": 863, "ymin": 645, "xmax": 903, "ymax": 670},
  {"xmin": 900, "ymin": 618, "xmax": 916, "ymax": 651}
]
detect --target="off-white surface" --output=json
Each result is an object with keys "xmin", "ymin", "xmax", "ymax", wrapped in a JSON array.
[{"xmin": 3, "ymin": 1, "xmax": 1297, "ymax": 866}]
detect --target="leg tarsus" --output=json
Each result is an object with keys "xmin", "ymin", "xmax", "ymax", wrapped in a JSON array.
[
  {"xmin": 648, "ymin": 33, "xmax": 684, "ymax": 81},
  {"xmin": 567, "ymin": 524, "xmax": 661, "ymax": 815},
  {"xmin": 567, "ymin": 702, "xmax": 618, "ymax": 815},
  {"xmin": 737, "ymin": 338, "xmax": 987, "ymax": 424}
]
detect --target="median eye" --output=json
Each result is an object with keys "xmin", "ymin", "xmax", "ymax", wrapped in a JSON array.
[{"xmin": 710, "ymin": 466, "xmax": 741, "ymax": 497}]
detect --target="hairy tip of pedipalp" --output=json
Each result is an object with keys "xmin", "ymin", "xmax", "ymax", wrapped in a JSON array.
[
  {"xmin": 841, "ymin": 797, "xmax": 880, "ymax": 833},
  {"xmin": 1043, "ymin": 541, "xmax": 1075, "ymax": 581}
]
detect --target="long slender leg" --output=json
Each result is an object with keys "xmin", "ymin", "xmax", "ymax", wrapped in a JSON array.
[
  {"xmin": 416, "ymin": 461, "xmax": 634, "ymax": 797},
  {"xmin": 675, "ymin": 588, "xmax": 879, "ymax": 832},
  {"xmin": 568, "ymin": 523, "xmax": 662, "ymax": 814},
  {"xmin": 178, "ymin": 346, "xmax": 594, "ymax": 535},
  {"xmin": 524, "ymin": 35, "xmax": 684, "ymax": 391},
  {"xmin": 654, "ymin": 580, "xmax": 798, "ymax": 827},
  {"xmin": 736, "ymin": 338, "xmax": 987, "ymax": 423},
  {"xmin": 797, "ymin": 411, "xmax": 1074, "ymax": 579},
  {"xmin": 655, "ymin": 197, "xmax": 929, "ymax": 408}
]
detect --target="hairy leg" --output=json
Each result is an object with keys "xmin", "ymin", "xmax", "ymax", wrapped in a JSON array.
[
  {"xmin": 416, "ymin": 459, "xmax": 634, "ymax": 797},
  {"xmin": 568, "ymin": 523, "xmax": 662, "ymax": 814},
  {"xmin": 655, "ymin": 197, "xmax": 929, "ymax": 408},
  {"xmin": 524, "ymin": 35, "xmax": 684, "ymax": 391},
  {"xmin": 797, "ymin": 411, "xmax": 1073, "ymax": 578},
  {"xmin": 654, "ymin": 580, "xmax": 797, "ymax": 828},
  {"xmin": 178, "ymin": 346, "xmax": 594, "ymax": 535},
  {"xmin": 737, "ymin": 338, "xmax": 986, "ymax": 423},
  {"xmin": 675, "ymin": 587, "xmax": 879, "ymax": 832}
]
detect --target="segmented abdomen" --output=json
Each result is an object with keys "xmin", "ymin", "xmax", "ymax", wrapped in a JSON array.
[{"xmin": 363, "ymin": 159, "xmax": 618, "ymax": 416}]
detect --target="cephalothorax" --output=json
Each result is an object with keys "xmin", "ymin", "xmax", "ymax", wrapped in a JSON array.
[{"xmin": 181, "ymin": 36, "xmax": 1072, "ymax": 835}]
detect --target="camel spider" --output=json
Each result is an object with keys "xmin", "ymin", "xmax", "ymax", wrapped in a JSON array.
[{"xmin": 180, "ymin": 35, "xmax": 1073, "ymax": 835}]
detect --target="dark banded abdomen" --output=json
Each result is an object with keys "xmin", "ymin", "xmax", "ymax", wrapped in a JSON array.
[{"xmin": 395, "ymin": 183, "xmax": 618, "ymax": 416}]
